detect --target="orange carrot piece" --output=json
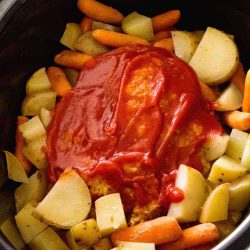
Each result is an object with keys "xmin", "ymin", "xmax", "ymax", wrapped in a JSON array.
[
  {"xmin": 92, "ymin": 29, "xmax": 150, "ymax": 47},
  {"xmin": 47, "ymin": 67, "xmax": 72, "ymax": 96},
  {"xmin": 77, "ymin": 0, "xmax": 124, "ymax": 24},
  {"xmin": 199, "ymin": 81, "xmax": 219, "ymax": 102},
  {"xmin": 159, "ymin": 223, "xmax": 219, "ymax": 250},
  {"xmin": 54, "ymin": 50, "xmax": 92, "ymax": 70},
  {"xmin": 152, "ymin": 10, "xmax": 181, "ymax": 32},
  {"xmin": 80, "ymin": 16, "xmax": 93, "ymax": 33},
  {"xmin": 230, "ymin": 62, "xmax": 246, "ymax": 93},
  {"xmin": 223, "ymin": 110, "xmax": 250, "ymax": 131},
  {"xmin": 153, "ymin": 38, "xmax": 174, "ymax": 52},
  {"xmin": 111, "ymin": 216, "xmax": 182, "ymax": 246},
  {"xmin": 242, "ymin": 69, "xmax": 250, "ymax": 112},
  {"xmin": 15, "ymin": 116, "xmax": 31, "ymax": 173},
  {"xmin": 153, "ymin": 29, "xmax": 172, "ymax": 42}
]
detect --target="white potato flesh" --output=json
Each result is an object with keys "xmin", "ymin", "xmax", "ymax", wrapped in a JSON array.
[
  {"xmin": 26, "ymin": 67, "xmax": 51, "ymax": 95},
  {"xmin": 4, "ymin": 151, "xmax": 28, "ymax": 183},
  {"xmin": 189, "ymin": 27, "xmax": 239, "ymax": 85},
  {"xmin": 215, "ymin": 83, "xmax": 243, "ymax": 111},
  {"xmin": 19, "ymin": 115, "xmax": 46, "ymax": 142},
  {"xmin": 94, "ymin": 238, "xmax": 113, "ymax": 250},
  {"xmin": 200, "ymin": 183, "xmax": 229, "ymax": 223},
  {"xmin": 241, "ymin": 134, "xmax": 250, "ymax": 169},
  {"xmin": 203, "ymin": 134, "xmax": 230, "ymax": 161},
  {"xmin": 171, "ymin": 31, "xmax": 199, "ymax": 62},
  {"xmin": 167, "ymin": 164, "xmax": 208, "ymax": 223},
  {"xmin": 92, "ymin": 21, "xmax": 121, "ymax": 32},
  {"xmin": 95, "ymin": 193, "xmax": 127, "ymax": 237},
  {"xmin": 208, "ymin": 155, "xmax": 247, "ymax": 184},
  {"xmin": 33, "ymin": 169, "xmax": 91, "ymax": 229},
  {"xmin": 226, "ymin": 129, "xmax": 248, "ymax": 160},
  {"xmin": 117, "ymin": 241, "xmax": 155, "ymax": 250},
  {"xmin": 39, "ymin": 108, "xmax": 52, "ymax": 128}
]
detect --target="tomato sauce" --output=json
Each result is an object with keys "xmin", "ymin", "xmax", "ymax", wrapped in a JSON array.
[{"xmin": 46, "ymin": 45, "xmax": 222, "ymax": 211}]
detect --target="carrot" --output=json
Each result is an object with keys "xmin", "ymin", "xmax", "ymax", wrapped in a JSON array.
[
  {"xmin": 54, "ymin": 50, "xmax": 92, "ymax": 70},
  {"xmin": 153, "ymin": 29, "xmax": 172, "ymax": 42},
  {"xmin": 152, "ymin": 10, "xmax": 181, "ymax": 32},
  {"xmin": 47, "ymin": 67, "xmax": 72, "ymax": 96},
  {"xmin": 92, "ymin": 29, "xmax": 150, "ymax": 47},
  {"xmin": 77, "ymin": 0, "xmax": 124, "ymax": 24},
  {"xmin": 242, "ymin": 69, "xmax": 250, "ymax": 112},
  {"xmin": 15, "ymin": 116, "xmax": 31, "ymax": 173},
  {"xmin": 230, "ymin": 62, "xmax": 246, "ymax": 93},
  {"xmin": 159, "ymin": 223, "xmax": 219, "ymax": 250},
  {"xmin": 223, "ymin": 110, "xmax": 250, "ymax": 131},
  {"xmin": 111, "ymin": 216, "xmax": 182, "ymax": 246},
  {"xmin": 199, "ymin": 81, "xmax": 219, "ymax": 102},
  {"xmin": 153, "ymin": 38, "xmax": 174, "ymax": 52},
  {"xmin": 80, "ymin": 16, "xmax": 93, "ymax": 33}
]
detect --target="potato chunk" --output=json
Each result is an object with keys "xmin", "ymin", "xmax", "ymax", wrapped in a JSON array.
[
  {"xmin": 94, "ymin": 238, "xmax": 113, "ymax": 250},
  {"xmin": 117, "ymin": 241, "xmax": 155, "ymax": 250}
]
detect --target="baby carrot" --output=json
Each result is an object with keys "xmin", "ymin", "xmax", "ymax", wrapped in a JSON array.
[
  {"xmin": 223, "ymin": 110, "xmax": 250, "ymax": 131},
  {"xmin": 47, "ymin": 67, "xmax": 72, "ymax": 97},
  {"xmin": 15, "ymin": 116, "xmax": 31, "ymax": 173},
  {"xmin": 153, "ymin": 29, "xmax": 172, "ymax": 42},
  {"xmin": 111, "ymin": 216, "xmax": 182, "ymax": 245},
  {"xmin": 242, "ymin": 69, "xmax": 250, "ymax": 112},
  {"xmin": 199, "ymin": 81, "xmax": 219, "ymax": 102},
  {"xmin": 152, "ymin": 10, "xmax": 181, "ymax": 32},
  {"xmin": 230, "ymin": 62, "xmax": 246, "ymax": 93},
  {"xmin": 77, "ymin": 0, "xmax": 124, "ymax": 24},
  {"xmin": 153, "ymin": 38, "xmax": 174, "ymax": 52},
  {"xmin": 54, "ymin": 50, "xmax": 92, "ymax": 70},
  {"xmin": 159, "ymin": 223, "xmax": 219, "ymax": 250},
  {"xmin": 80, "ymin": 16, "xmax": 93, "ymax": 33},
  {"xmin": 92, "ymin": 29, "xmax": 150, "ymax": 47}
]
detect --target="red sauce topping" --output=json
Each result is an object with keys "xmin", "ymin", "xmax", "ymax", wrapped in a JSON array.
[{"xmin": 46, "ymin": 45, "xmax": 222, "ymax": 211}]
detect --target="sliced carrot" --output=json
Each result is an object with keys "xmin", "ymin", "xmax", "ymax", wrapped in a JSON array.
[
  {"xmin": 223, "ymin": 110, "xmax": 250, "ymax": 131},
  {"xmin": 230, "ymin": 62, "xmax": 246, "ymax": 93},
  {"xmin": 15, "ymin": 116, "xmax": 31, "ymax": 173},
  {"xmin": 153, "ymin": 38, "xmax": 174, "ymax": 52},
  {"xmin": 153, "ymin": 29, "xmax": 172, "ymax": 42},
  {"xmin": 80, "ymin": 16, "xmax": 93, "ymax": 33},
  {"xmin": 152, "ymin": 10, "xmax": 181, "ymax": 32},
  {"xmin": 77, "ymin": 0, "xmax": 124, "ymax": 24},
  {"xmin": 92, "ymin": 29, "xmax": 150, "ymax": 47},
  {"xmin": 159, "ymin": 223, "xmax": 219, "ymax": 250},
  {"xmin": 47, "ymin": 67, "xmax": 72, "ymax": 96},
  {"xmin": 199, "ymin": 81, "xmax": 219, "ymax": 102},
  {"xmin": 111, "ymin": 216, "xmax": 182, "ymax": 246},
  {"xmin": 54, "ymin": 50, "xmax": 92, "ymax": 70},
  {"xmin": 242, "ymin": 69, "xmax": 250, "ymax": 112}
]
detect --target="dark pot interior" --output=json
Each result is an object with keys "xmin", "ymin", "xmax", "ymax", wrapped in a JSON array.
[{"xmin": 0, "ymin": 0, "xmax": 250, "ymax": 249}]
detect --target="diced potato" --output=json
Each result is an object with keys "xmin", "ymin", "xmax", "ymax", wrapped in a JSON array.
[
  {"xmin": 39, "ymin": 108, "xmax": 52, "ymax": 128},
  {"xmin": 171, "ymin": 31, "xmax": 199, "ymax": 62},
  {"xmin": 226, "ymin": 129, "xmax": 248, "ymax": 160},
  {"xmin": 241, "ymin": 134, "xmax": 250, "ymax": 169},
  {"xmin": 192, "ymin": 30, "xmax": 205, "ymax": 43},
  {"xmin": 122, "ymin": 12, "xmax": 154, "ymax": 41},
  {"xmin": 26, "ymin": 67, "xmax": 51, "ymax": 95},
  {"xmin": 22, "ymin": 90, "xmax": 57, "ymax": 116},
  {"xmin": 92, "ymin": 21, "xmax": 121, "ymax": 32},
  {"xmin": 189, "ymin": 27, "xmax": 239, "ymax": 85},
  {"xmin": 208, "ymin": 155, "xmax": 247, "ymax": 184},
  {"xmin": 95, "ymin": 193, "xmax": 127, "ymax": 237},
  {"xmin": 74, "ymin": 32, "xmax": 110, "ymax": 56},
  {"xmin": 0, "ymin": 191, "xmax": 16, "ymax": 225},
  {"xmin": 15, "ymin": 201, "xmax": 48, "ymax": 243},
  {"xmin": 200, "ymin": 183, "xmax": 229, "ymax": 223},
  {"xmin": 15, "ymin": 171, "xmax": 48, "ymax": 212},
  {"xmin": 215, "ymin": 83, "xmax": 243, "ymax": 111},
  {"xmin": 29, "ymin": 227, "xmax": 70, "ymax": 250},
  {"xmin": 117, "ymin": 241, "xmax": 155, "ymax": 250},
  {"xmin": 167, "ymin": 165, "xmax": 208, "ymax": 222},
  {"xmin": 229, "ymin": 175, "xmax": 250, "ymax": 211},
  {"xmin": 4, "ymin": 151, "xmax": 28, "ymax": 183},
  {"xmin": 215, "ymin": 220, "xmax": 236, "ymax": 239},
  {"xmin": 0, "ymin": 217, "xmax": 25, "ymax": 250},
  {"xmin": 94, "ymin": 238, "xmax": 113, "ymax": 250},
  {"xmin": 0, "ymin": 155, "xmax": 7, "ymax": 188},
  {"xmin": 64, "ymin": 68, "xmax": 79, "ymax": 87},
  {"xmin": 60, "ymin": 23, "xmax": 82, "ymax": 50},
  {"xmin": 33, "ymin": 169, "xmax": 91, "ymax": 229},
  {"xmin": 203, "ymin": 133, "xmax": 230, "ymax": 161},
  {"xmin": 19, "ymin": 115, "xmax": 46, "ymax": 142},
  {"xmin": 22, "ymin": 136, "xmax": 48, "ymax": 170}
]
